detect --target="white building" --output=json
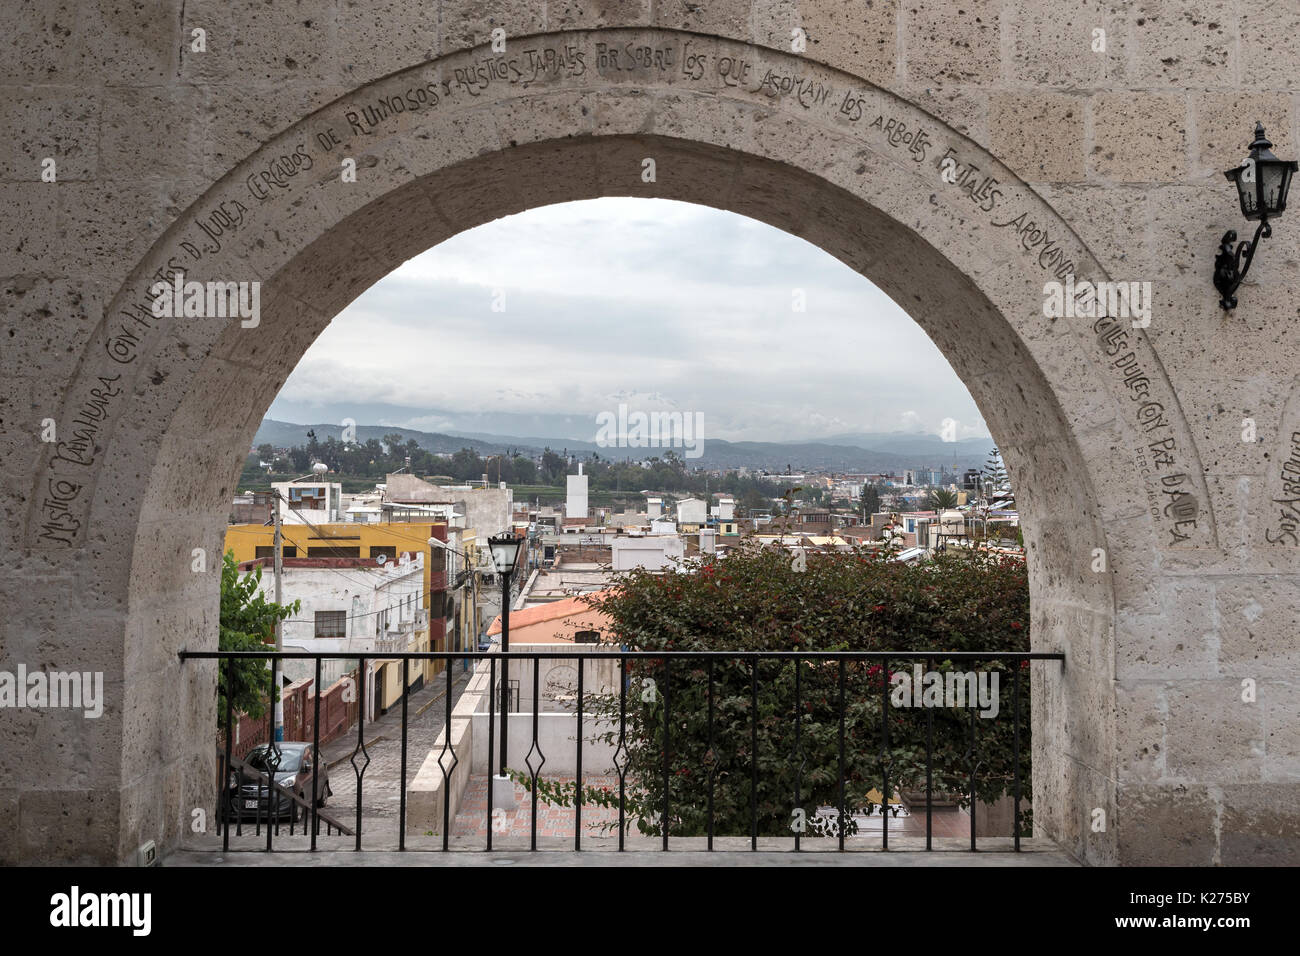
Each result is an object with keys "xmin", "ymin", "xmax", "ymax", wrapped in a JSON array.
[
  {"xmin": 344, "ymin": 488, "xmax": 384, "ymax": 523},
  {"xmin": 676, "ymin": 497, "xmax": 707, "ymax": 525},
  {"xmin": 713, "ymin": 495, "xmax": 735, "ymax": 520},
  {"xmin": 272, "ymin": 479, "xmax": 344, "ymax": 525},
  {"xmin": 566, "ymin": 464, "xmax": 589, "ymax": 520},
  {"xmin": 247, "ymin": 551, "xmax": 427, "ymax": 692},
  {"xmin": 612, "ymin": 535, "xmax": 686, "ymax": 572}
]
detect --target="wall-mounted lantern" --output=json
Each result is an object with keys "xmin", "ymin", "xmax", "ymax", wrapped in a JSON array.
[{"xmin": 1213, "ymin": 123, "xmax": 1298, "ymax": 309}]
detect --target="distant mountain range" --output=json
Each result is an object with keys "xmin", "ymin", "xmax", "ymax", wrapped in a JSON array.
[{"xmin": 253, "ymin": 419, "xmax": 993, "ymax": 474}]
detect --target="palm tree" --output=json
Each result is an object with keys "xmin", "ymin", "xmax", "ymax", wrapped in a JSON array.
[{"xmin": 926, "ymin": 488, "xmax": 959, "ymax": 510}]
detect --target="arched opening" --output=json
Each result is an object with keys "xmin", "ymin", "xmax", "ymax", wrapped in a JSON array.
[
  {"xmin": 226, "ymin": 195, "xmax": 1025, "ymax": 848},
  {"xmin": 30, "ymin": 31, "xmax": 1172, "ymax": 864}
]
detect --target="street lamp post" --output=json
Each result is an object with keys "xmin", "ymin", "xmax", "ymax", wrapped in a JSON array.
[{"xmin": 487, "ymin": 532, "xmax": 523, "ymax": 787}]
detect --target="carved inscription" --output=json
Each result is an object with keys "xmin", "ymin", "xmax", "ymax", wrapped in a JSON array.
[
  {"xmin": 1266, "ymin": 431, "xmax": 1300, "ymax": 546},
  {"xmin": 31, "ymin": 31, "xmax": 1214, "ymax": 553}
]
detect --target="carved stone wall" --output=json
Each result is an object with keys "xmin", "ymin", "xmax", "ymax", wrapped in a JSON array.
[{"xmin": 1, "ymin": 1, "xmax": 1296, "ymax": 864}]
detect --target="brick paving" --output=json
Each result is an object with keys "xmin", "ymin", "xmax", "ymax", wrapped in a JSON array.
[
  {"xmin": 453, "ymin": 774, "xmax": 625, "ymax": 839},
  {"xmin": 319, "ymin": 665, "xmax": 474, "ymax": 824}
]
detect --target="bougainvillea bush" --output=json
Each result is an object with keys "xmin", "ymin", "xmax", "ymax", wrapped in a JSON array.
[{"xmin": 515, "ymin": 541, "xmax": 1032, "ymax": 839}]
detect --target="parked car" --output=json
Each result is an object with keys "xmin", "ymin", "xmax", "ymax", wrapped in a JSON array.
[{"xmin": 226, "ymin": 742, "xmax": 332, "ymax": 823}]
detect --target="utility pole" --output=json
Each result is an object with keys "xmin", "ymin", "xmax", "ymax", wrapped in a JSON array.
[{"xmin": 273, "ymin": 489, "xmax": 284, "ymax": 742}]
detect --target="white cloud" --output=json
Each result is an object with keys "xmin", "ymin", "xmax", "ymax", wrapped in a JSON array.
[{"xmin": 269, "ymin": 198, "xmax": 990, "ymax": 443}]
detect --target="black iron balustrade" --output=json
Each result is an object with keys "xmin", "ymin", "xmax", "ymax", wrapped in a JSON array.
[{"xmin": 183, "ymin": 648, "xmax": 1064, "ymax": 855}]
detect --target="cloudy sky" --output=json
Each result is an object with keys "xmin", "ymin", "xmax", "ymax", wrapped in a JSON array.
[{"xmin": 267, "ymin": 197, "xmax": 989, "ymax": 444}]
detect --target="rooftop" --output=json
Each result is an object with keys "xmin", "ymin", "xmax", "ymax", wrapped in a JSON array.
[{"xmin": 486, "ymin": 591, "xmax": 612, "ymax": 642}]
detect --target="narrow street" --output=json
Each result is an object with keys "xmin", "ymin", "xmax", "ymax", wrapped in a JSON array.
[{"xmin": 315, "ymin": 665, "xmax": 475, "ymax": 829}]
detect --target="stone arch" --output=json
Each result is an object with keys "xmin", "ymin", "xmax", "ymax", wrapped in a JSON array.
[{"xmin": 13, "ymin": 28, "xmax": 1232, "ymax": 864}]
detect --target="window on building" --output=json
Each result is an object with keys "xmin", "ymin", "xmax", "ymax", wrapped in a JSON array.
[
  {"xmin": 315, "ymin": 610, "xmax": 346, "ymax": 638},
  {"xmin": 288, "ymin": 486, "xmax": 328, "ymax": 510},
  {"xmin": 368, "ymin": 543, "xmax": 397, "ymax": 560},
  {"xmin": 255, "ymin": 545, "xmax": 297, "ymax": 558},
  {"xmin": 307, "ymin": 546, "xmax": 360, "ymax": 557}
]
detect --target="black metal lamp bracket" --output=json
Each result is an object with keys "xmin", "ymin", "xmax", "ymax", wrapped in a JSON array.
[{"xmin": 1214, "ymin": 218, "xmax": 1271, "ymax": 310}]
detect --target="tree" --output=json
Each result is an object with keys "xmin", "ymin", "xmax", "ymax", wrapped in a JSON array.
[
  {"xmin": 218, "ymin": 551, "xmax": 299, "ymax": 728},
  {"xmin": 926, "ymin": 488, "xmax": 959, "ymax": 510},
  {"xmin": 540, "ymin": 448, "xmax": 566, "ymax": 485},
  {"xmin": 511, "ymin": 454, "xmax": 536, "ymax": 484},
  {"xmin": 860, "ymin": 483, "xmax": 882, "ymax": 517},
  {"xmin": 514, "ymin": 543, "xmax": 1032, "ymax": 839},
  {"xmin": 981, "ymin": 448, "xmax": 1008, "ymax": 498}
]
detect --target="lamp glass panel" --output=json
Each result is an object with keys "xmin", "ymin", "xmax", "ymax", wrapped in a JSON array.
[
  {"xmin": 1236, "ymin": 171, "xmax": 1260, "ymax": 218},
  {"xmin": 1260, "ymin": 162, "xmax": 1287, "ymax": 214},
  {"xmin": 490, "ymin": 537, "xmax": 521, "ymax": 573}
]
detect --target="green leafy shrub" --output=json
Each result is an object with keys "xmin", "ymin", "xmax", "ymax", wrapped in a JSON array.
[
  {"xmin": 218, "ymin": 550, "xmax": 299, "ymax": 727},
  {"xmin": 515, "ymin": 541, "xmax": 1031, "ymax": 839}
]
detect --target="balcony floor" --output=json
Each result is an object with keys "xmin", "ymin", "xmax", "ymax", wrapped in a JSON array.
[{"xmin": 169, "ymin": 833, "xmax": 1078, "ymax": 865}]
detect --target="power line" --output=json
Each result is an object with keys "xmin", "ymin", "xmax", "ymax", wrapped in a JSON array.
[
  {"xmin": 251, "ymin": 498, "xmax": 429, "ymax": 595},
  {"xmin": 280, "ymin": 587, "xmax": 429, "ymax": 626}
]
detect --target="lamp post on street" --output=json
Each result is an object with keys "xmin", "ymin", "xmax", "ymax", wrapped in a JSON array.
[{"xmin": 487, "ymin": 532, "xmax": 523, "ymax": 797}]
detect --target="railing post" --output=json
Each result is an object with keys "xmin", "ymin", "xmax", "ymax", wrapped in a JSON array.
[
  {"xmin": 399, "ymin": 657, "xmax": 409, "ymax": 851},
  {"xmin": 266, "ymin": 654, "xmax": 278, "ymax": 853},
  {"xmin": 661, "ymin": 656, "xmax": 670, "ymax": 852},
  {"xmin": 529, "ymin": 656, "xmax": 542, "ymax": 851},
  {"xmin": 793, "ymin": 656, "xmax": 801, "ymax": 853},
  {"xmin": 311, "ymin": 656, "xmax": 321, "ymax": 851},
  {"xmin": 617, "ymin": 655, "xmax": 627, "ymax": 852},
  {"xmin": 837, "ymin": 659, "xmax": 846, "ymax": 852},
  {"xmin": 1013, "ymin": 660, "xmax": 1022, "ymax": 852},
  {"xmin": 750, "ymin": 658, "xmax": 758, "ymax": 852},
  {"xmin": 222, "ymin": 656, "xmax": 234, "ymax": 853},
  {"xmin": 353, "ymin": 656, "xmax": 367, "ymax": 851},
  {"xmin": 575, "ymin": 656, "xmax": 583, "ymax": 852},
  {"xmin": 969, "ymin": 702, "xmax": 977, "ymax": 852},
  {"xmin": 441, "ymin": 659, "xmax": 456, "ymax": 851},
  {"xmin": 486, "ymin": 655, "xmax": 496, "ymax": 852},
  {"xmin": 925, "ymin": 687, "xmax": 933, "ymax": 852},
  {"xmin": 880, "ymin": 655, "xmax": 888, "ymax": 851},
  {"xmin": 707, "ymin": 658, "xmax": 715, "ymax": 852}
]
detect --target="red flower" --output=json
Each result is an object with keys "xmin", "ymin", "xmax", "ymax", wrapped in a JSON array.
[
  {"xmin": 872, "ymin": 604, "xmax": 886, "ymax": 612},
  {"xmin": 1011, "ymin": 621, "xmax": 1023, "ymax": 630}
]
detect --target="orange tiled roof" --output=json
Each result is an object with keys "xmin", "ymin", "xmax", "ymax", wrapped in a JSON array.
[{"xmin": 486, "ymin": 590, "xmax": 611, "ymax": 639}]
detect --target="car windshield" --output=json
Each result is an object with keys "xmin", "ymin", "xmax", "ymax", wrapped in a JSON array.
[{"xmin": 246, "ymin": 747, "xmax": 302, "ymax": 773}]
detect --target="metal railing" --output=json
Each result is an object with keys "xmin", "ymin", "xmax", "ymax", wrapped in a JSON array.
[
  {"xmin": 180, "ymin": 648, "xmax": 1064, "ymax": 854},
  {"xmin": 217, "ymin": 747, "xmax": 353, "ymax": 842}
]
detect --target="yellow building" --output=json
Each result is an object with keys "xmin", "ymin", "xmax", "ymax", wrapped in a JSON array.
[{"xmin": 224, "ymin": 521, "xmax": 452, "ymax": 709}]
